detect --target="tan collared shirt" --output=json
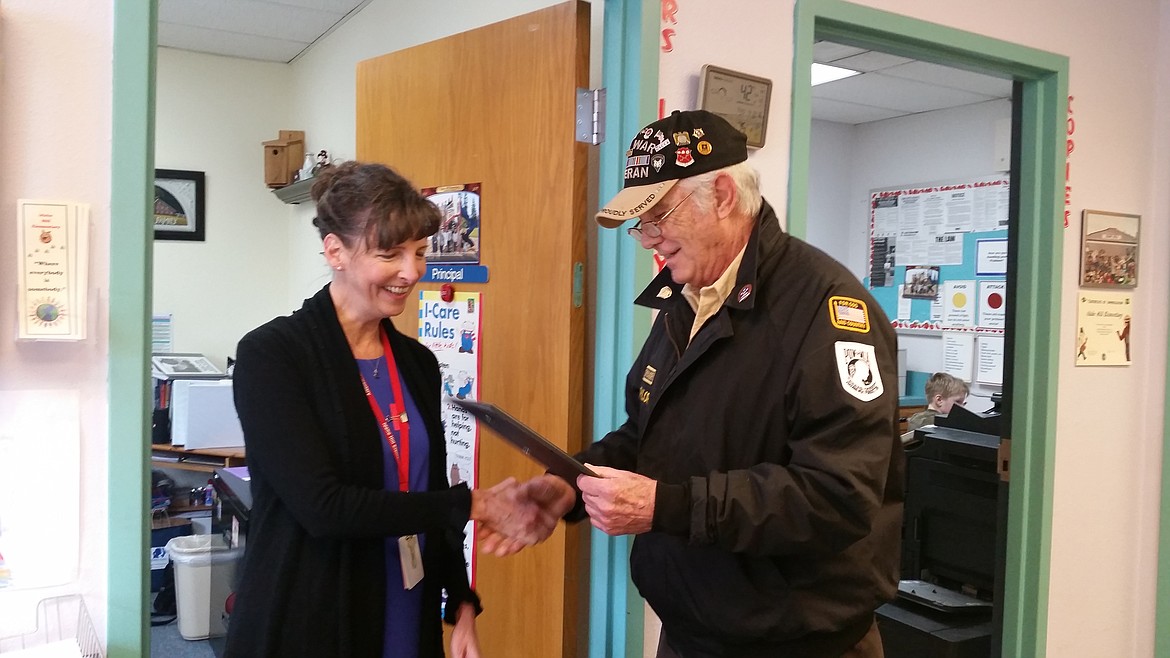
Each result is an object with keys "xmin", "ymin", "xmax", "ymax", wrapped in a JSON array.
[{"xmin": 681, "ymin": 244, "xmax": 747, "ymax": 343}]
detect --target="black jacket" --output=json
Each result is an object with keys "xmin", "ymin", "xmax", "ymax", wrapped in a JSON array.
[
  {"xmin": 224, "ymin": 285, "xmax": 478, "ymax": 657},
  {"xmin": 578, "ymin": 202, "xmax": 903, "ymax": 657}
]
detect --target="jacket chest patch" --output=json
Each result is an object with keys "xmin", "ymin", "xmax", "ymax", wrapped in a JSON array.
[
  {"xmin": 642, "ymin": 365, "xmax": 657, "ymax": 385},
  {"xmin": 835, "ymin": 341, "xmax": 884, "ymax": 402}
]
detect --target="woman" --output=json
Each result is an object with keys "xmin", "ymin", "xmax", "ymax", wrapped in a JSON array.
[{"xmin": 225, "ymin": 162, "xmax": 548, "ymax": 657}]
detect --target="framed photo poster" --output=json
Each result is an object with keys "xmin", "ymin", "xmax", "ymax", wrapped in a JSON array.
[
  {"xmin": 1080, "ymin": 209, "xmax": 1138, "ymax": 288},
  {"xmin": 154, "ymin": 169, "xmax": 206, "ymax": 241},
  {"xmin": 151, "ymin": 353, "xmax": 223, "ymax": 378},
  {"xmin": 698, "ymin": 64, "xmax": 773, "ymax": 148}
]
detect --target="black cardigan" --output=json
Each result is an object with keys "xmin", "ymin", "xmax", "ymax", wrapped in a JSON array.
[{"xmin": 224, "ymin": 285, "xmax": 479, "ymax": 658}]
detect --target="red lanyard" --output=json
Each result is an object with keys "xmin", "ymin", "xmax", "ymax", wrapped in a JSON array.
[{"xmin": 359, "ymin": 327, "xmax": 410, "ymax": 492}]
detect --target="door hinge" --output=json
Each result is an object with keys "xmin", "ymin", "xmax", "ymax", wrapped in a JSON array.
[
  {"xmin": 997, "ymin": 437, "xmax": 1011, "ymax": 482},
  {"xmin": 576, "ymin": 88, "xmax": 606, "ymax": 145},
  {"xmin": 572, "ymin": 262, "xmax": 585, "ymax": 308}
]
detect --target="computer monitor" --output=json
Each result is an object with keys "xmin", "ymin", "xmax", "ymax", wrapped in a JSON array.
[{"xmin": 902, "ymin": 425, "xmax": 1000, "ymax": 602}]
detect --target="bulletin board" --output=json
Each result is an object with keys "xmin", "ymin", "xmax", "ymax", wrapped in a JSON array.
[{"xmin": 866, "ymin": 176, "xmax": 1010, "ymax": 384}]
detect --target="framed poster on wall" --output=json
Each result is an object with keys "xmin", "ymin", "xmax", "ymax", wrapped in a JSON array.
[
  {"xmin": 154, "ymin": 169, "xmax": 206, "ymax": 241},
  {"xmin": 1079, "ymin": 209, "xmax": 1138, "ymax": 288}
]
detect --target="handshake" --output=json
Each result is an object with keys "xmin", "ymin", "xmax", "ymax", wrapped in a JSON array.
[{"xmin": 468, "ymin": 474, "xmax": 577, "ymax": 557}]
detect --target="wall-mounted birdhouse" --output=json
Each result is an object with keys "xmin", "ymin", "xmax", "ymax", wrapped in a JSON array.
[{"xmin": 262, "ymin": 130, "xmax": 305, "ymax": 188}]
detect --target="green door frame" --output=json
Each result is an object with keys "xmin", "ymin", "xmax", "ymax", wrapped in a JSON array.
[
  {"xmin": 790, "ymin": 2, "xmax": 1067, "ymax": 656},
  {"xmin": 108, "ymin": 1, "xmax": 156, "ymax": 656},
  {"xmin": 1159, "ymin": 322, "xmax": 1170, "ymax": 655}
]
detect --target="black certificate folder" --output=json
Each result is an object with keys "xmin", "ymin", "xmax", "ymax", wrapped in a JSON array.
[{"xmin": 446, "ymin": 398, "xmax": 598, "ymax": 486}]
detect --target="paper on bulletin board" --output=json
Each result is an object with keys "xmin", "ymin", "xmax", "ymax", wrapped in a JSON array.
[
  {"xmin": 1076, "ymin": 291, "xmax": 1132, "ymax": 366},
  {"xmin": 0, "ymin": 390, "xmax": 81, "ymax": 592},
  {"xmin": 417, "ymin": 290, "xmax": 481, "ymax": 586},
  {"xmin": 942, "ymin": 280, "xmax": 976, "ymax": 328},
  {"xmin": 16, "ymin": 201, "xmax": 89, "ymax": 340},
  {"xmin": 978, "ymin": 280, "xmax": 1007, "ymax": 329},
  {"xmin": 975, "ymin": 336, "xmax": 1005, "ymax": 384},
  {"xmin": 942, "ymin": 331, "xmax": 975, "ymax": 381},
  {"xmin": 976, "ymin": 238, "xmax": 1008, "ymax": 275},
  {"xmin": 897, "ymin": 285, "xmax": 912, "ymax": 320}
]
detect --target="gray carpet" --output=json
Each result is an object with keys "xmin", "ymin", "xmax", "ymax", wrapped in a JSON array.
[
  {"xmin": 150, "ymin": 592, "xmax": 217, "ymax": 658},
  {"xmin": 150, "ymin": 620, "xmax": 216, "ymax": 658}
]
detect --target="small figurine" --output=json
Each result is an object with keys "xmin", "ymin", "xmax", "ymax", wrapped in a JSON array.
[{"xmin": 310, "ymin": 150, "xmax": 331, "ymax": 176}]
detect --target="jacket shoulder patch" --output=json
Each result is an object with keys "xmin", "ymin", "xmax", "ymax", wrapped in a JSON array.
[
  {"xmin": 828, "ymin": 296, "xmax": 870, "ymax": 333},
  {"xmin": 834, "ymin": 341, "xmax": 884, "ymax": 402}
]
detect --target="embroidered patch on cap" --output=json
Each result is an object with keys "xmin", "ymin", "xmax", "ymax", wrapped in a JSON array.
[
  {"xmin": 828, "ymin": 296, "xmax": 870, "ymax": 333},
  {"xmin": 834, "ymin": 341, "xmax": 884, "ymax": 402}
]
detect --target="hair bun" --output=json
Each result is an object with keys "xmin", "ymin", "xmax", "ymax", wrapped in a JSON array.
[{"xmin": 310, "ymin": 161, "xmax": 357, "ymax": 202}]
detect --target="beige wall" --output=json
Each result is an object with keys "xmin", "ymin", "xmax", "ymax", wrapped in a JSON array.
[
  {"xmin": 154, "ymin": 48, "xmax": 296, "ymax": 368},
  {"xmin": 0, "ymin": 0, "xmax": 114, "ymax": 638}
]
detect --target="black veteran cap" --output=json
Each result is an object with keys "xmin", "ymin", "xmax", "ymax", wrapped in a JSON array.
[{"xmin": 596, "ymin": 109, "xmax": 748, "ymax": 228}]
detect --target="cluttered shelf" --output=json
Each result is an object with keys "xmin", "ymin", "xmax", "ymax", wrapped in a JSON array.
[{"xmin": 152, "ymin": 444, "xmax": 245, "ymax": 473}]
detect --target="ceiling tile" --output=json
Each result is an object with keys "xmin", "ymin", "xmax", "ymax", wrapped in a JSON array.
[
  {"xmin": 811, "ymin": 97, "xmax": 907, "ymax": 125},
  {"xmin": 158, "ymin": 23, "xmax": 309, "ymax": 63},
  {"xmin": 160, "ymin": 0, "xmax": 343, "ymax": 43},
  {"xmin": 814, "ymin": 72, "xmax": 995, "ymax": 113},
  {"xmin": 831, "ymin": 51, "xmax": 915, "ymax": 72},
  {"xmin": 881, "ymin": 61, "xmax": 1012, "ymax": 98},
  {"xmin": 271, "ymin": 0, "xmax": 369, "ymax": 9},
  {"xmin": 813, "ymin": 41, "xmax": 866, "ymax": 64}
]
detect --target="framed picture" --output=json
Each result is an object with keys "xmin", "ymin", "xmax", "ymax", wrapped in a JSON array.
[
  {"xmin": 151, "ymin": 353, "xmax": 223, "ymax": 378},
  {"xmin": 698, "ymin": 64, "xmax": 773, "ymax": 148},
  {"xmin": 154, "ymin": 169, "xmax": 206, "ymax": 241},
  {"xmin": 1080, "ymin": 209, "xmax": 1139, "ymax": 288},
  {"xmin": 903, "ymin": 265, "xmax": 940, "ymax": 299},
  {"xmin": 423, "ymin": 182, "xmax": 482, "ymax": 264}
]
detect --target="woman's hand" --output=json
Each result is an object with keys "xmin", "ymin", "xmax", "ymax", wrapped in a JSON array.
[
  {"xmin": 470, "ymin": 477, "xmax": 562, "ymax": 552},
  {"xmin": 478, "ymin": 474, "xmax": 576, "ymax": 556},
  {"xmin": 449, "ymin": 602, "xmax": 481, "ymax": 658}
]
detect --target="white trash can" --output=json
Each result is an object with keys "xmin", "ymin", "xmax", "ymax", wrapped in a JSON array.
[{"xmin": 165, "ymin": 534, "xmax": 238, "ymax": 641}]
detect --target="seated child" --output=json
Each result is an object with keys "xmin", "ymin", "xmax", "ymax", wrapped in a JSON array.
[{"xmin": 907, "ymin": 372, "xmax": 970, "ymax": 432}]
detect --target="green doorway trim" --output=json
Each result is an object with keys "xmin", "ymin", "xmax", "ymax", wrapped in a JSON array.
[
  {"xmin": 590, "ymin": 2, "xmax": 660, "ymax": 657},
  {"xmin": 1158, "ymin": 315, "xmax": 1170, "ymax": 656},
  {"xmin": 790, "ymin": 2, "xmax": 1067, "ymax": 656},
  {"xmin": 108, "ymin": 1, "xmax": 157, "ymax": 656}
]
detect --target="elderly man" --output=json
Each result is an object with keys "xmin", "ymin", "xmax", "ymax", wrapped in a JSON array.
[{"xmin": 568, "ymin": 110, "xmax": 903, "ymax": 657}]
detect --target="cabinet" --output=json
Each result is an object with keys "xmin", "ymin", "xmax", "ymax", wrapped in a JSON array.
[{"xmin": 152, "ymin": 444, "xmax": 245, "ymax": 474}]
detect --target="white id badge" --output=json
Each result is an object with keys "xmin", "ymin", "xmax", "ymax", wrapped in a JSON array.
[{"xmin": 399, "ymin": 534, "xmax": 423, "ymax": 590}]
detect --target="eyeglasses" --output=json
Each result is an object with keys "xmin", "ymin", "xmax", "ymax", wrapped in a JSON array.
[{"xmin": 627, "ymin": 190, "xmax": 695, "ymax": 240}]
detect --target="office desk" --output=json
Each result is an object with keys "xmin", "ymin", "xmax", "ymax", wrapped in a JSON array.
[{"xmin": 152, "ymin": 444, "xmax": 246, "ymax": 474}]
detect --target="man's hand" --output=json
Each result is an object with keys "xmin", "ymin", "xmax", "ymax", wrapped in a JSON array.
[
  {"xmin": 577, "ymin": 464, "xmax": 657, "ymax": 536},
  {"xmin": 478, "ymin": 474, "xmax": 575, "ymax": 557},
  {"xmin": 470, "ymin": 478, "xmax": 553, "ymax": 550},
  {"xmin": 522, "ymin": 473, "xmax": 577, "ymax": 518}
]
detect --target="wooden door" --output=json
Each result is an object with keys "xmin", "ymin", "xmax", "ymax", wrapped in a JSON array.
[{"xmin": 356, "ymin": 3, "xmax": 590, "ymax": 656}]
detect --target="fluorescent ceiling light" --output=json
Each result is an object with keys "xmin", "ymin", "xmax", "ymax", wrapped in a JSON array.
[{"xmin": 811, "ymin": 63, "xmax": 861, "ymax": 86}]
